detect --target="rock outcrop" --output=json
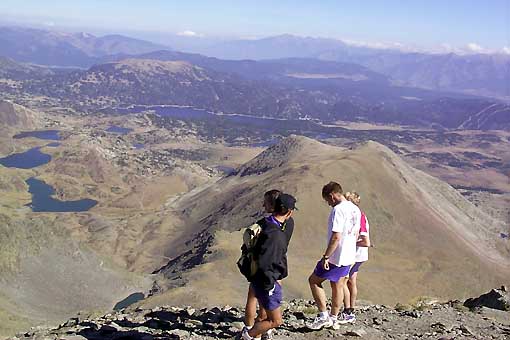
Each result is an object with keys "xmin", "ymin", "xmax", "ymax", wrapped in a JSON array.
[
  {"xmin": 11, "ymin": 289, "xmax": 510, "ymax": 340},
  {"xmin": 464, "ymin": 286, "xmax": 510, "ymax": 311}
]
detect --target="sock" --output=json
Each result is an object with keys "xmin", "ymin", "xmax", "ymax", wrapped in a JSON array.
[
  {"xmin": 244, "ymin": 325, "xmax": 253, "ymax": 330},
  {"xmin": 319, "ymin": 311, "xmax": 329, "ymax": 319},
  {"xmin": 330, "ymin": 314, "xmax": 338, "ymax": 321}
]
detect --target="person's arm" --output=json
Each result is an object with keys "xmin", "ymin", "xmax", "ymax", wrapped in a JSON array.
[
  {"xmin": 356, "ymin": 213, "xmax": 370, "ymax": 247},
  {"xmin": 321, "ymin": 207, "xmax": 344, "ymax": 270},
  {"xmin": 357, "ymin": 235, "xmax": 370, "ymax": 247},
  {"xmin": 256, "ymin": 233, "xmax": 280, "ymax": 290},
  {"xmin": 321, "ymin": 232, "xmax": 342, "ymax": 270}
]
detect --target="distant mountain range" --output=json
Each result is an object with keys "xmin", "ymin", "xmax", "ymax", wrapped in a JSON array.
[
  {"xmin": 199, "ymin": 35, "xmax": 510, "ymax": 101},
  {"xmin": 1, "ymin": 26, "xmax": 509, "ymax": 130},
  {"xmin": 4, "ymin": 54, "xmax": 507, "ymax": 130},
  {"xmin": 1, "ymin": 27, "xmax": 508, "ymax": 100},
  {"xmin": 0, "ymin": 26, "xmax": 170, "ymax": 67}
]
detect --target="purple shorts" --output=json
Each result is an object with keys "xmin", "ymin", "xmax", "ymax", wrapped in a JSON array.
[
  {"xmin": 251, "ymin": 282, "xmax": 282, "ymax": 311},
  {"xmin": 349, "ymin": 262, "xmax": 363, "ymax": 277},
  {"xmin": 313, "ymin": 261, "xmax": 351, "ymax": 282}
]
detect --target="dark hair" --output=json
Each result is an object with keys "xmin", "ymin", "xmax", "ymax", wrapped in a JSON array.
[
  {"xmin": 273, "ymin": 200, "xmax": 290, "ymax": 215},
  {"xmin": 264, "ymin": 189, "xmax": 281, "ymax": 210},
  {"xmin": 322, "ymin": 181, "xmax": 343, "ymax": 198}
]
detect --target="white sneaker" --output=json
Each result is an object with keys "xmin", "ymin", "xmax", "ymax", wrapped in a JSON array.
[
  {"xmin": 307, "ymin": 315, "xmax": 333, "ymax": 330},
  {"xmin": 261, "ymin": 328, "xmax": 273, "ymax": 340},
  {"xmin": 333, "ymin": 312, "xmax": 356, "ymax": 328},
  {"xmin": 239, "ymin": 327, "xmax": 261, "ymax": 340}
]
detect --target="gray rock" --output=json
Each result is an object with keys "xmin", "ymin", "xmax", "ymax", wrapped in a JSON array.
[
  {"xmin": 57, "ymin": 336, "xmax": 87, "ymax": 340},
  {"xmin": 344, "ymin": 328, "xmax": 368, "ymax": 337},
  {"xmin": 464, "ymin": 286, "xmax": 510, "ymax": 311}
]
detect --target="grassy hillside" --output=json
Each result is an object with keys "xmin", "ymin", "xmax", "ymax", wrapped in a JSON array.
[{"xmin": 139, "ymin": 136, "xmax": 509, "ymax": 309}]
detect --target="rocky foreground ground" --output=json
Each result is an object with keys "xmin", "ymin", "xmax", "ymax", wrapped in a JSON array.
[{"xmin": 9, "ymin": 287, "xmax": 510, "ymax": 340}]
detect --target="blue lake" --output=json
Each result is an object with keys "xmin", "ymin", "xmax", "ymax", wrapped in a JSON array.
[
  {"xmin": 106, "ymin": 125, "xmax": 133, "ymax": 135},
  {"xmin": 26, "ymin": 177, "xmax": 98, "ymax": 212},
  {"xmin": 0, "ymin": 147, "xmax": 52, "ymax": 169},
  {"xmin": 14, "ymin": 130, "xmax": 61, "ymax": 140},
  {"xmin": 216, "ymin": 165, "xmax": 236, "ymax": 175},
  {"xmin": 113, "ymin": 292, "xmax": 145, "ymax": 311}
]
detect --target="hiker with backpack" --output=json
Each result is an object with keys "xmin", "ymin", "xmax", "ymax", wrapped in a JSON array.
[
  {"xmin": 243, "ymin": 190, "xmax": 287, "ymax": 340},
  {"xmin": 307, "ymin": 181, "xmax": 361, "ymax": 330},
  {"xmin": 343, "ymin": 191, "xmax": 371, "ymax": 323},
  {"xmin": 237, "ymin": 193, "xmax": 297, "ymax": 340}
]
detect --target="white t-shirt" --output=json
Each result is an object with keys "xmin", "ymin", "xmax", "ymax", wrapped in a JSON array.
[
  {"xmin": 355, "ymin": 212, "xmax": 370, "ymax": 263},
  {"xmin": 327, "ymin": 200, "xmax": 360, "ymax": 266}
]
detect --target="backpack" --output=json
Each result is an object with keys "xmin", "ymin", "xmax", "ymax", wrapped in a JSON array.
[{"xmin": 237, "ymin": 222, "xmax": 262, "ymax": 280}]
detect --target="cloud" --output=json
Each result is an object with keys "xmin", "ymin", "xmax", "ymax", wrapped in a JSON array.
[
  {"xmin": 43, "ymin": 21, "xmax": 56, "ymax": 27},
  {"xmin": 502, "ymin": 47, "xmax": 510, "ymax": 54},
  {"xmin": 177, "ymin": 30, "xmax": 204, "ymax": 37},
  {"xmin": 466, "ymin": 42, "xmax": 485, "ymax": 53}
]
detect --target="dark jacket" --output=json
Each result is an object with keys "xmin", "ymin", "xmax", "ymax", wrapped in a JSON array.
[{"xmin": 251, "ymin": 216, "xmax": 294, "ymax": 291}]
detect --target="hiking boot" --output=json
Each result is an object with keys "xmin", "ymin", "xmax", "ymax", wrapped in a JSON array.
[
  {"xmin": 307, "ymin": 315, "xmax": 333, "ymax": 330},
  {"xmin": 333, "ymin": 312, "xmax": 356, "ymax": 328}
]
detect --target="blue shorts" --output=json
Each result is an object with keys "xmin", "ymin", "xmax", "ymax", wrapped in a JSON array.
[
  {"xmin": 251, "ymin": 282, "xmax": 282, "ymax": 311},
  {"xmin": 313, "ymin": 261, "xmax": 351, "ymax": 282},
  {"xmin": 349, "ymin": 262, "xmax": 364, "ymax": 277}
]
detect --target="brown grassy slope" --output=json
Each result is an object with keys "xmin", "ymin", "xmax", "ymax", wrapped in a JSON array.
[
  {"xmin": 140, "ymin": 135, "xmax": 509, "ymax": 309},
  {"xmin": 0, "ymin": 100, "xmax": 40, "ymax": 130}
]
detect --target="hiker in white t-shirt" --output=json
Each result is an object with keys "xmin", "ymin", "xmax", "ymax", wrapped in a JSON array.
[
  {"xmin": 343, "ymin": 191, "xmax": 371, "ymax": 323},
  {"xmin": 307, "ymin": 181, "xmax": 361, "ymax": 330}
]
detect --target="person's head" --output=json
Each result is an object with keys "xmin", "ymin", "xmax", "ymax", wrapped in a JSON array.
[
  {"xmin": 273, "ymin": 193, "xmax": 297, "ymax": 219},
  {"xmin": 345, "ymin": 191, "xmax": 361, "ymax": 206},
  {"xmin": 322, "ymin": 181, "xmax": 344, "ymax": 207},
  {"xmin": 263, "ymin": 189, "xmax": 281, "ymax": 213}
]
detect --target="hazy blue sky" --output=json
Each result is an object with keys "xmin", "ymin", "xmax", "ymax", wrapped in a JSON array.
[{"xmin": 1, "ymin": 0, "xmax": 508, "ymax": 50}]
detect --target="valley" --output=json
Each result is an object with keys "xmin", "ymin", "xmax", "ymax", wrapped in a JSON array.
[
  {"xmin": 0, "ymin": 21, "xmax": 508, "ymax": 339},
  {"xmin": 1, "ymin": 96, "xmax": 509, "ymax": 336}
]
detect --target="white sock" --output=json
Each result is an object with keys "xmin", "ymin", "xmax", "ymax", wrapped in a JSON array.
[
  {"xmin": 330, "ymin": 314, "xmax": 338, "ymax": 320},
  {"xmin": 244, "ymin": 325, "xmax": 253, "ymax": 330},
  {"xmin": 319, "ymin": 311, "xmax": 329, "ymax": 319}
]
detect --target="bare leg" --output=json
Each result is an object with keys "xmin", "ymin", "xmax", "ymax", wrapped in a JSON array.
[
  {"xmin": 308, "ymin": 273, "xmax": 328, "ymax": 313},
  {"xmin": 256, "ymin": 307, "xmax": 268, "ymax": 322},
  {"xmin": 248, "ymin": 307, "xmax": 283, "ymax": 338},
  {"xmin": 330, "ymin": 277, "xmax": 348, "ymax": 316},
  {"xmin": 348, "ymin": 272, "xmax": 358, "ymax": 309},
  {"xmin": 343, "ymin": 280, "xmax": 351, "ymax": 310},
  {"xmin": 244, "ymin": 285, "xmax": 258, "ymax": 327}
]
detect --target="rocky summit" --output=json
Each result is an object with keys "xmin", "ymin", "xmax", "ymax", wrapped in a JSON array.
[{"xmin": 10, "ymin": 288, "xmax": 510, "ymax": 340}]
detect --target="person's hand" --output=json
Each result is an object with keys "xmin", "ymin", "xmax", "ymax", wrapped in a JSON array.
[{"xmin": 321, "ymin": 257, "xmax": 330, "ymax": 270}]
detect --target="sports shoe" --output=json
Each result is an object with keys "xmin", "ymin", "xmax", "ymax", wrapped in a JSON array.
[
  {"xmin": 307, "ymin": 315, "xmax": 333, "ymax": 330},
  {"xmin": 238, "ymin": 327, "xmax": 262, "ymax": 340},
  {"xmin": 333, "ymin": 312, "xmax": 356, "ymax": 328},
  {"xmin": 261, "ymin": 329, "xmax": 273, "ymax": 340}
]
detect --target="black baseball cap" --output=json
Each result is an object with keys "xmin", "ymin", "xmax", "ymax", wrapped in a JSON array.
[{"xmin": 277, "ymin": 193, "xmax": 298, "ymax": 210}]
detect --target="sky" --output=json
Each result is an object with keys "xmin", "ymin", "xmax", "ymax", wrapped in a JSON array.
[{"xmin": 0, "ymin": 0, "xmax": 508, "ymax": 52}]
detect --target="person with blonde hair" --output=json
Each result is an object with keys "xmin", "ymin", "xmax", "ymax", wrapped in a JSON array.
[{"xmin": 341, "ymin": 191, "xmax": 371, "ymax": 323}]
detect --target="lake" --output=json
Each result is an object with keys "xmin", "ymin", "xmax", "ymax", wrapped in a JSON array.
[
  {"xmin": 106, "ymin": 125, "xmax": 133, "ymax": 135},
  {"xmin": 0, "ymin": 147, "xmax": 52, "ymax": 169},
  {"xmin": 13, "ymin": 130, "xmax": 61, "ymax": 140},
  {"xmin": 26, "ymin": 177, "xmax": 98, "ymax": 212},
  {"xmin": 113, "ymin": 292, "xmax": 145, "ymax": 311}
]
